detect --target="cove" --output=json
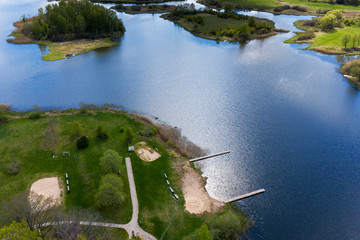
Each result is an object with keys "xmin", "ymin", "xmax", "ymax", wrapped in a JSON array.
[{"xmin": 1, "ymin": 0, "xmax": 360, "ymax": 239}]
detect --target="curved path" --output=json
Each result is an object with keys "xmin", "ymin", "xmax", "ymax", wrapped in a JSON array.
[{"xmin": 43, "ymin": 157, "xmax": 156, "ymax": 240}]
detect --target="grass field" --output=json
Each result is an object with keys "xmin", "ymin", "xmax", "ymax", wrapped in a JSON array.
[
  {"xmin": 0, "ymin": 110, "xmax": 250, "ymax": 239},
  {"xmin": 39, "ymin": 39, "xmax": 120, "ymax": 61}
]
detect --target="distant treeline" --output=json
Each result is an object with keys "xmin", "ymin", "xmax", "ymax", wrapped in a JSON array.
[
  {"xmin": 308, "ymin": 0, "xmax": 359, "ymax": 6},
  {"xmin": 30, "ymin": 0, "xmax": 125, "ymax": 41}
]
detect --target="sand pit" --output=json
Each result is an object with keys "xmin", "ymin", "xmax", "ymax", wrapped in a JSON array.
[
  {"xmin": 30, "ymin": 177, "xmax": 62, "ymax": 207},
  {"xmin": 135, "ymin": 142, "xmax": 161, "ymax": 162},
  {"xmin": 179, "ymin": 161, "xmax": 224, "ymax": 214}
]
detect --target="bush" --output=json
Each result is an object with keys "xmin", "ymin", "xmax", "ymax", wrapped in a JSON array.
[
  {"xmin": 292, "ymin": 5, "xmax": 307, "ymax": 12},
  {"xmin": 298, "ymin": 31, "xmax": 315, "ymax": 40},
  {"xmin": 99, "ymin": 149, "xmax": 123, "ymax": 174},
  {"xmin": 71, "ymin": 121, "xmax": 84, "ymax": 138},
  {"xmin": 208, "ymin": 212, "xmax": 249, "ymax": 240},
  {"xmin": 350, "ymin": 66, "xmax": 360, "ymax": 79},
  {"xmin": 95, "ymin": 174, "xmax": 124, "ymax": 208},
  {"xmin": 96, "ymin": 126, "xmax": 109, "ymax": 140},
  {"xmin": 77, "ymin": 135, "xmax": 89, "ymax": 149},
  {"xmin": 29, "ymin": 104, "xmax": 42, "ymax": 119},
  {"xmin": 6, "ymin": 158, "xmax": 21, "ymax": 175}
]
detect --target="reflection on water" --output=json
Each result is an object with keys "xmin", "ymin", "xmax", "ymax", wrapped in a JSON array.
[{"xmin": 1, "ymin": 1, "xmax": 360, "ymax": 240}]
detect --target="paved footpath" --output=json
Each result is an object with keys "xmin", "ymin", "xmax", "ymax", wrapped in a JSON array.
[{"xmin": 43, "ymin": 157, "xmax": 156, "ymax": 240}]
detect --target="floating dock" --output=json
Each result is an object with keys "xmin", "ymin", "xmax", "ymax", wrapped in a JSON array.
[
  {"xmin": 189, "ymin": 151, "xmax": 230, "ymax": 162},
  {"xmin": 225, "ymin": 189, "xmax": 265, "ymax": 203}
]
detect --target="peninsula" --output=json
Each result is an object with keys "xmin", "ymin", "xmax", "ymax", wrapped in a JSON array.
[
  {"xmin": 285, "ymin": 10, "xmax": 360, "ymax": 55},
  {"xmin": 0, "ymin": 105, "xmax": 251, "ymax": 239},
  {"xmin": 7, "ymin": 0, "xmax": 125, "ymax": 61}
]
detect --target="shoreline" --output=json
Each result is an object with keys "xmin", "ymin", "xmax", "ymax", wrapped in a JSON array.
[
  {"xmin": 0, "ymin": 107, "xmax": 251, "ymax": 238},
  {"xmin": 7, "ymin": 19, "xmax": 123, "ymax": 61}
]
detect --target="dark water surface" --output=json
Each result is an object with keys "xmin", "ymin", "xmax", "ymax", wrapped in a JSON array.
[{"xmin": 1, "ymin": 1, "xmax": 360, "ymax": 239}]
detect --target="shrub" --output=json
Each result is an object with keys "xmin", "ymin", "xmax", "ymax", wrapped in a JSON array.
[
  {"xmin": 350, "ymin": 66, "xmax": 360, "ymax": 79},
  {"xmin": 6, "ymin": 158, "xmax": 21, "ymax": 175},
  {"xmin": 96, "ymin": 126, "xmax": 109, "ymax": 140},
  {"xmin": 29, "ymin": 104, "xmax": 42, "ymax": 119},
  {"xmin": 298, "ymin": 31, "xmax": 315, "ymax": 40},
  {"xmin": 95, "ymin": 174, "xmax": 124, "ymax": 208},
  {"xmin": 292, "ymin": 5, "xmax": 307, "ymax": 12},
  {"xmin": 77, "ymin": 135, "xmax": 89, "ymax": 149},
  {"xmin": 99, "ymin": 149, "xmax": 123, "ymax": 173},
  {"xmin": 71, "ymin": 121, "xmax": 84, "ymax": 138}
]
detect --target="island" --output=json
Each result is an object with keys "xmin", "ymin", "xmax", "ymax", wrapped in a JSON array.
[
  {"xmin": 0, "ymin": 104, "xmax": 251, "ymax": 240},
  {"xmin": 162, "ymin": 4, "xmax": 277, "ymax": 42},
  {"xmin": 7, "ymin": 0, "xmax": 125, "ymax": 61},
  {"xmin": 285, "ymin": 10, "xmax": 360, "ymax": 55}
]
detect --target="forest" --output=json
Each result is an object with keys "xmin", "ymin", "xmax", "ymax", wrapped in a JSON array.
[{"xmin": 30, "ymin": 0, "xmax": 125, "ymax": 41}]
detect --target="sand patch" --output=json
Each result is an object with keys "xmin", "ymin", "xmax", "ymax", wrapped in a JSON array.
[
  {"xmin": 135, "ymin": 141, "xmax": 161, "ymax": 162},
  {"xmin": 30, "ymin": 177, "xmax": 62, "ymax": 207},
  {"xmin": 177, "ymin": 161, "xmax": 224, "ymax": 214}
]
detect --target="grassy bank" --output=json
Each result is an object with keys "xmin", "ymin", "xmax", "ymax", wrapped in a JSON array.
[
  {"xmin": 162, "ymin": 6, "xmax": 276, "ymax": 42},
  {"xmin": 285, "ymin": 15, "xmax": 360, "ymax": 55},
  {"xmin": 0, "ymin": 109, "xmax": 250, "ymax": 239},
  {"xmin": 111, "ymin": 4, "xmax": 176, "ymax": 15}
]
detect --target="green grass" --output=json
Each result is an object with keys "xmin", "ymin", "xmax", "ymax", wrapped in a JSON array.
[
  {"xmin": 280, "ymin": 0, "xmax": 360, "ymax": 12},
  {"xmin": 311, "ymin": 26, "xmax": 360, "ymax": 47},
  {"xmin": 0, "ymin": 112, "xmax": 143, "ymax": 224},
  {"xmin": 0, "ymin": 110, "xmax": 250, "ymax": 239}
]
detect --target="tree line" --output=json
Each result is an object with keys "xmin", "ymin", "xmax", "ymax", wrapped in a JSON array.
[{"xmin": 30, "ymin": 0, "xmax": 125, "ymax": 41}]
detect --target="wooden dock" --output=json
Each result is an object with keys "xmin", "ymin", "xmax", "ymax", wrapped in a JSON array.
[
  {"xmin": 189, "ymin": 151, "xmax": 230, "ymax": 162},
  {"xmin": 225, "ymin": 189, "xmax": 265, "ymax": 203}
]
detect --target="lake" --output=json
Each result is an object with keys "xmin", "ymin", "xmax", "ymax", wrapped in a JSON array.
[{"xmin": 1, "ymin": 0, "xmax": 360, "ymax": 239}]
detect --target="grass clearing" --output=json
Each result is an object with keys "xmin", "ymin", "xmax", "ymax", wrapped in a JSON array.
[{"xmin": 39, "ymin": 39, "xmax": 120, "ymax": 61}]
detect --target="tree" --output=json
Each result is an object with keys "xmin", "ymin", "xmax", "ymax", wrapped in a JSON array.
[
  {"xmin": 319, "ymin": 13, "xmax": 336, "ymax": 31},
  {"xmin": 342, "ymin": 33, "xmax": 351, "ymax": 49},
  {"xmin": 99, "ymin": 149, "xmax": 123, "ymax": 173},
  {"xmin": 95, "ymin": 174, "xmax": 124, "ymax": 208},
  {"xmin": 77, "ymin": 135, "xmax": 89, "ymax": 149},
  {"xmin": 197, "ymin": 224, "xmax": 210, "ymax": 240},
  {"xmin": 352, "ymin": 33, "xmax": 358, "ymax": 49},
  {"xmin": 29, "ymin": 104, "xmax": 42, "ymax": 119},
  {"xmin": 0, "ymin": 191, "xmax": 57, "ymax": 231},
  {"xmin": 71, "ymin": 121, "xmax": 84, "ymax": 138},
  {"xmin": 96, "ymin": 126, "xmax": 109, "ymax": 140},
  {"xmin": 125, "ymin": 127, "xmax": 135, "ymax": 145},
  {"xmin": 0, "ymin": 220, "xmax": 43, "ymax": 240},
  {"xmin": 208, "ymin": 212, "xmax": 249, "ymax": 240}
]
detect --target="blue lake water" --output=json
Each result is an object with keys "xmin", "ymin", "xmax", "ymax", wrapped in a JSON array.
[{"xmin": 1, "ymin": 0, "xmax": 360, "ymax": 239}]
